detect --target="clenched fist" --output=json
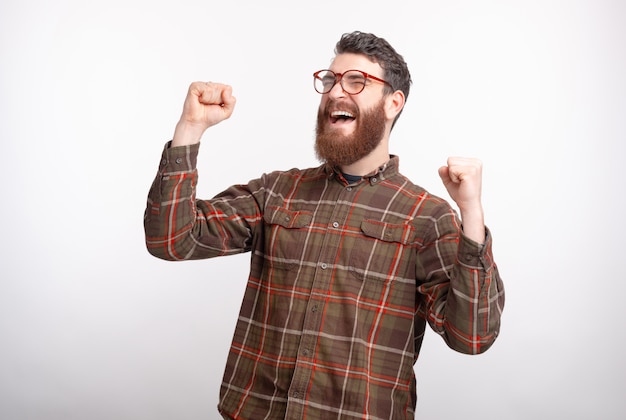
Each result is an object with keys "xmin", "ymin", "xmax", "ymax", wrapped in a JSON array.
[
  {"xmin": 438, "ymin": 157, "xmax": 486, "ymax": 243},
  {"xmin": 172, "ymin": 82, "xmax": 237, "ymax": 147}
]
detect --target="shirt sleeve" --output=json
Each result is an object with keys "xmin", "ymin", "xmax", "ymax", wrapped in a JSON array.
[
  {"xmin": 415, "ymin": 205, "xmax": 505, "ymax": 354},
  {"xmin": 143, "ymin": 141, "xmax": 264, "ymax": 261}
]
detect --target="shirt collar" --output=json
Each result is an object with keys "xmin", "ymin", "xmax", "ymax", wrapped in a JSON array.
[{"xmin": 324, "ymin": 155, "xmax": 400, "ymax": 186}]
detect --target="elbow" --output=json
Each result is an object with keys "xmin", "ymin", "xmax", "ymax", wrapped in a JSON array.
[
  {"xmin": 468, "ymin": 331, "xmax": 500, "ymax": 355},
  {"xmin": 144, "ymin": 223, "xmax": 191, "ymax": 262},
  {"xmin": 443, "ymin": 322, "xmax": 501, "ymax": 355},
  {"xmin": 144, "ymin": 238, "xmax": 182, "ymax": 262},
  {"xmin": 145, "ymin": 244, "xmax": 175, "ymax": 261}
]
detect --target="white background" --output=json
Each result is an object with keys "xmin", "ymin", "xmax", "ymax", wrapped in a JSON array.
[{"xmin": 1, "ymin": 0, "xmax": 625, "ymax": 419}]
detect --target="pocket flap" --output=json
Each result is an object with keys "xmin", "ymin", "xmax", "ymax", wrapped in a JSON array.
[
  {"xmin": 360, "ymin": 220, "xmax": 413, "ymax": 245},
  {"xmin": 264, "ymin": 206, "xmax": 313, "ymax": 229}
]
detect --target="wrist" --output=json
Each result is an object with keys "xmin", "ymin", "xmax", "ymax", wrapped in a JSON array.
[
  {"xmin": 172, "ymin": 120, "xmax": 205, "ymax": 147},
  {"xmin": 458, "ymin": 205, "xmax": 485, "ymax": 244}
]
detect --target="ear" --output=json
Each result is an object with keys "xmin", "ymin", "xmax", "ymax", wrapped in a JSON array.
[{"xmin": 385, "ymin": 90, "xmax": 406, "ymax": 121}]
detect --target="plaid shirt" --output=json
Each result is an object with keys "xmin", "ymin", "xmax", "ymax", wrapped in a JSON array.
[{"xmin": 144, "ymin": 142, "xmax": 505, "ymax": 419}]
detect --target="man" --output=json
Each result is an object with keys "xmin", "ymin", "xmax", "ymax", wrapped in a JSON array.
[{"xmin": 145, "ymin": 31, "xmax": 504, "ymax": 419}]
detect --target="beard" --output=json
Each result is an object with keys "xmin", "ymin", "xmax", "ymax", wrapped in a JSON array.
[{"xmin": 315, "ymin": 98, "xmax": 387, "ymax": 168}]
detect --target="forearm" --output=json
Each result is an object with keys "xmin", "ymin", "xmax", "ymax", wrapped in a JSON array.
[
  {"xmin": 417, "ymin": 223, "xmax": 505, "ymax": 354},
  {"xmin": 444, "ymin": 232, "xmax": 503, "ymax": 353},
  {"xmin": 144, "ymin": 142, "xmax": 203, "ymax": 260}
]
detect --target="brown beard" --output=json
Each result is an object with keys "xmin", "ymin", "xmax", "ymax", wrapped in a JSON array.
[{"xmin": 315, "ymin": 98, "xmax": 387, "ymax": 168}]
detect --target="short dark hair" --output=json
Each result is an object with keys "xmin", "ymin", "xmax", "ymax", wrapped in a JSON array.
[{"xmin": 335, "ymin": 31, "xmax": 412, "ymax": 104}]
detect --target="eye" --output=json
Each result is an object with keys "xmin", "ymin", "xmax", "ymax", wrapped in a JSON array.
[
  {"xmin": 344, "ymin": 72, "xmax": 366, "ymax": 89},
  {"xmin": 321, "ymin": 75, "xmax": 336, "ymax": 88}
]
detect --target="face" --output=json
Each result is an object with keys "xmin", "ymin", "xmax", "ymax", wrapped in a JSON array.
[{"xmin": 314, "ymin": 53, "xmax": 391, "ymax": 168}]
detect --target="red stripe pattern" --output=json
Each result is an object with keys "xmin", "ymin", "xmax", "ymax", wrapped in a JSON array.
[{"xmin": 144, "ymin": 142, "xmax": 505, "ymax": 419}]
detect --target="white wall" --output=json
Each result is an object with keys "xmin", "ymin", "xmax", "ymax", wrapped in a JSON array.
[{"xmin": 1, "ymin": 0, "xmax": 624, "ymax": 419}]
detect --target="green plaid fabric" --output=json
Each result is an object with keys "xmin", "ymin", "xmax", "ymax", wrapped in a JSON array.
[{"xmin": 145, "ymin": 142, "xmax": 505, "ymax": 419}]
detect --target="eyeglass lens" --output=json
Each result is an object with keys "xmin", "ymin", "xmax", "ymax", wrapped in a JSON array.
[{"xmin": 315, "ymin": 70, "xmax": 366, "ymax": 94}]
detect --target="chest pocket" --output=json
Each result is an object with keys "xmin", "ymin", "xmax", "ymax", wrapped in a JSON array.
[
  {"xmin": 263, "ymin": 206, "xmax": 313, "ymax": 270},
  {"xmin": 350, "ymin": 219, "xmax": 415, "ymax": 282}
]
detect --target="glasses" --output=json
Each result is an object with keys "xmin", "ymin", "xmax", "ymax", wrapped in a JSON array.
[{"xmin": 313, "ymin": 69, "xmax": 392, "ymax": 95}]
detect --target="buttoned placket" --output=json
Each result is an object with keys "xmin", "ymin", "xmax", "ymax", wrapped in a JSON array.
[{"xmin": 284, "ymin": 179, "xmax": 357, "ymax": 417}]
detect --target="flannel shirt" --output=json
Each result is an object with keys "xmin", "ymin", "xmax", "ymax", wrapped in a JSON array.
[{"xmin": 144, "ymin": 142, "xmax": 505, "ymax": 419}]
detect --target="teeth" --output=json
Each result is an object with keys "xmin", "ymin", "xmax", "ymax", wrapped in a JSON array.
[{"xmin": 331, "ymin": 111, "xmax": 354, "ymax": 118}]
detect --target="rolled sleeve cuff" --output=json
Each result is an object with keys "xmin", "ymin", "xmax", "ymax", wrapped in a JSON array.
[
  {"xmin": 158, "ymin": 141, "xmax": 200, "ymax": 174},
  {"xmin": 458, "ymin": 227, "xmax": 495, "ymax": 270}
]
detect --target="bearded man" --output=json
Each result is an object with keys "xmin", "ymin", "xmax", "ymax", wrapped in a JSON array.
[{"xmin": 144, "ymin": 31, "xmax": 505, "ymax": 420}]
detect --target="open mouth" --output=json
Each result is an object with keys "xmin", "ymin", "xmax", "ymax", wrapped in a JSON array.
[{"xmin": 330, "ymin": 110, "xmax": 356, "ymax": 124}]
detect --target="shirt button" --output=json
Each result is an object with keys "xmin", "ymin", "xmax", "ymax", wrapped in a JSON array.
[
  {"xmin": 293, "ymin": 392, "xmax": 300, "ymax": 398},
  {"xmin": 311, "ymin": 305, "xmax": 318, "ymax": 312},
  {"xmin": 160, "ymin": 158, "xmax": 167, "ymax": 166},
  {"xmin": 347, "ymin": 187, "xmax": 352, "ymax": 191},
  {"xmin": 332, "ymin": 222, "xmax": 339, "ymax": 228},
  {"xmin": 175, "ymin": 157, "xmax": 182, "ymax": 164},
  {"xmin": 320, "ymin": 263, "xmax": 327, "ymax": 270},
  {"xmin": 371, "ymin": 177, "xmax": 378, "ymax": 183},
  {"xmin": 302, "ymin": 349, "xmax": 310, "ymax": 356}
]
